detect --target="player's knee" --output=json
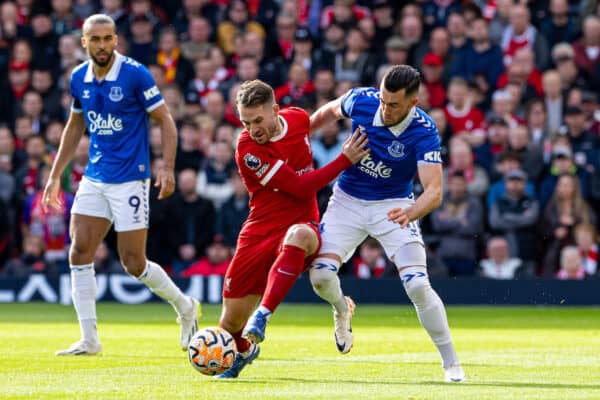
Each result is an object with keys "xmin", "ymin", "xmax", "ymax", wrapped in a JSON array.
[
  {"xmin": 69, "ymin": 238, "xmax": 95, "ymax": 264},
  {"xmin": 399, "ymin": 267, "xmax": 431, "ymax": 306},
  {"xmin": 309, "ymin": 259, "xmax": 339, "ymax": 290},
  {"xmin": 119, "ymin": 251, "xmax": 146, "ymax": 276},
  {"xmin": 284, "ymin": 225, "xmax": 317, "ymax": 254}
]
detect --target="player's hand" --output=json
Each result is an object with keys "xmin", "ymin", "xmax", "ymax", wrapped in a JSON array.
[
  {"xmin": 387, "ymin": 207, "xmax": 411, "ymax": 228},
  {"xmin": 155, "ymin": 168, "xmax": 175, "ymax": 200},
  {"xmin": 342, "ymin": 129, "xmax": 370, "ymax": 163},
  {"xmin": 42, "ymin": 179, "xmax": 62, "ymax": 213}
]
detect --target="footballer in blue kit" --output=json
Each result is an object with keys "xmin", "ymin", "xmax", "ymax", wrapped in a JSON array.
[
  {"xmin": 43, "ymin": 14, "xmax": 200, "ymax": 356},
  {"xmin": 308, "ymin": 65, "xmax": 466, "ymax": 382}
]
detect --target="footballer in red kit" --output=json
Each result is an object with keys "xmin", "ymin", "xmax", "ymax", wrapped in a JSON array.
[{"xmin": 216, "ymin": 80, "xmax": 369, "ymax": 379}]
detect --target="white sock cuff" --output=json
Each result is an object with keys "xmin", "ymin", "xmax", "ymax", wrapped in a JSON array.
[
  {"xmin": 136, "ymin": 261, "xmax": 151, "ymax": 280},
  {"xmin": 70, "ymin": 263, "xmax": 94, "ymax": 273}
]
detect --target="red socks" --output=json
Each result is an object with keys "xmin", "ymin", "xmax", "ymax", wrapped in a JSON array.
[{"xmin": 260, "ymin": 244, "xmax": 306, "ymax": 313}]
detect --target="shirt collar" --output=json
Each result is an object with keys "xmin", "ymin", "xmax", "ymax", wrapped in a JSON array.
[
  {"xmin": 84, "ymin": 51, "xmax": 125, "ymax": 83},
  {"xmin": 373, "ymin": 106, "xmax": 416, "ymax": 137},
  {"xmin": 270, "ymin": 115, "xmax": 288, "ymax": 142}
]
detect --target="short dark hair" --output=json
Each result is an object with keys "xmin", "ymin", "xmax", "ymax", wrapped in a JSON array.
[
  {"xmin": 381, "ymin": 65, "xmax": 421, "ymax": 97},
  {"xmin": 236, "ymin": 79, "xmax": 274, "ymax": 108}
]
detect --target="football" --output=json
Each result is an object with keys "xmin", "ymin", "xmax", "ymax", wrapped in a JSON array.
[{"xmin": 187, "ymin": 327, "xmax": 237, "ymax": 376}]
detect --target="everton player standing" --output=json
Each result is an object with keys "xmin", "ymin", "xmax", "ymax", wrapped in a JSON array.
[
  {"xmin": 308, "ymin": 65, "xmax": 466, "ymax": 382},
  {"xmin": 43, "ymin": 14, "xmax": 199, "ymax": 355},
  {"xmin": 216, "ymin": 80, "xmax": 369, "ymax": 378}
]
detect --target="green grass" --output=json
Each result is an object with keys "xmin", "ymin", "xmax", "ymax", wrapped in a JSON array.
[{"xmin": 1, "ymin": 303, "xmax": 599, "ymax": 399}]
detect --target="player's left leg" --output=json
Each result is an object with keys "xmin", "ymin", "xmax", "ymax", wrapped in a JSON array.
[
  {"xmin": 243, "ymin": 223, "xmax": 320, "ymax": 344},
  {"xmin": 394, "ymin": 244, "xmax": 466, "ymax": 383},
  {"xmin": 117, "ymin": 228, "xmax": 199, "ymax": 350}
]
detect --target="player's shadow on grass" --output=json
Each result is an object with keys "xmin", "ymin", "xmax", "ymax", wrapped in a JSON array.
[{"xmin": 419, "ymin": 381, "xmax": 600, "ymax": 390}]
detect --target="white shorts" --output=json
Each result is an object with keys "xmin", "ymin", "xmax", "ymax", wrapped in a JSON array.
[
  {"xmin": 71, "ymin": 177, "xmax": 150, "ymax": 232},
  {"xmin": 319, "ymin": 185, "xmax": 425, "ymax": 267}
]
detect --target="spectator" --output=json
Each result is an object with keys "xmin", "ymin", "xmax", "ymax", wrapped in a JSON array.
[
  {"xmin": 487, "ymin": 151, "xmax": 536, "ymax": 208},
  {"xmin": 421, "ymin": 53, "xmax": 446, "ymax": 109},
  {"xmin": 50, "ymin": 0, "xmax": 79, "ymax": 36},
  {"xmin": 154, "ymin": 27, "xmax": 194, "ymax": 92},
  {"xmin": 311, "ymin": 120, "xmax": 344, "ymax": 169},
  {"xmin": 431, "ymin": 171, "xmax": 484, "ymax": 276},
  {"xmin": 313, "ymin": 69, "xmax": 336, "ymax": 105},
  {"xmin": 180, "ymin": 16, "xmax": 212, "ymax": 63},
  {"xmin": 525, "ymin": 98, "xmax": 550, "ymax": 148},
  {"xmin": 506, "ymin": 124, "xmax": 544, "ymax": 182},
  {"xmin": 574, "ymin": 223, "xmax": 599, "ymax": 277},
  {"xmin": 552, "ymin": 43, "xmax": 586, "ymax": 90},
  {"xmin": 444, "ymin": 77, "xmax": 485, "ymax": 142},
  {"xmin": 542, "ymin": 69, "xmax": 564, "ymax": 136},
  {"xmin": 184, "ymin": 56, "xmax": 220, "ymax": 107},
  {"xmin": 452, "ymin": 17, "xmax": 504, "ymax": 94},
  {"xmin": 489, "ymin": 168, "xmax": 539, "ymax": 261},
  {"xmin": 29, "ymin": 10, "xmax": 60, "ymax": 72},
  {"xmin": 446, "ymin": 11, "xmax": 468, "ymax": 52},
  {"xmin": 556, "ymin": 246, "xmax": 586, "ymax": 280},
  {"xmin": 320, "ymin": 0, "xmax": 371, "ymax": 32},
  {"xmin": 352, "ymin": 238, "xmax": 389, "ymax": 279},
  {"xmin": 445, "ymin": 138, "xmax": 489, "ymax": 198},
  {"xmin": 217, "ymin": 1, "xmax": 266, "ymax": 57},
  {"xmin": 170, "ymin": 168, "xmax": 216, "ymax": 275},
  {"xmin": 380, "ymin": 36, "xmax": 410, "ymax": 70},
  {"xmin": 127, "ymin": 13, "xmax": 156, "ymax": 66},
  {"xmin": 218, "ymin": 170, "xmax": 249, "ymax": 248},
  {"xmin": 479, "ymin": 236, "xmax": 527, "ymax": 279},
  {"xmin": 22, "ymin": 164, "xmax": 72, "ymax": 267},
  {"xmin": 539, "ymin": 146, "xmax": 590, "ymax": 210},
  {"xmin": 573, "ymin": 16, "xmax": 599, "ymax": 88},
  {"xmin": 31, "ymin": 68, "xmax": 62, "ymax": 122},
  {"xmin": 175, "ymin": 118, "xmax": 204, "ymax": 173},
  {"xmin": 488, "ymin": 0, "xmax": 512, "ymax": 45},
  {"xmin": 100, "ymin": 0, "xmax": 128, "ymax": 32},
  {"xmin": 1, "ymin": 234, "xmax": 48, "ymax": 279},
  {"xmin": 196, "ymin": 141, "xmax": 236, "ymax": 209},
  {"xmin": 274, "ymin": 63, "xmax": 316, "ymax": 109},
  {"xmin": 180, "ymin": 235, "xmax": 232, "ymax": 278},
  {"xmin": 562, "ymin": 105, "xmax": 597, "ymax": 169},
  {"xmin": 20, "ymin": 90, "xmax": 45, "ymax": 134},
  {"xmin": 61, "ymin": 134, "xmax": 88, "ymax": 195},
  {"xmin": 58, "ymin": 33, "xmax": 85, "ymax": 75},
  {"xmin": 541, "ymin": 173, "xmax": 596, "ymax": 275},
  {"xmin": 333, "ymin": 28, "xmax": 376, "ymax": 86},
  {"xmin": 500, "ymin": 4, "xmax": 549, "ymax": 70},
  {"xmin": 93, "ymin": 241, "xmax": 123, "ymax": 274},
  {"xmin": 3, "ymin": 60, "xmax": 31, "ymax": 124},
  {"xmin": 172, "ymin": 0, "xmax": 220, "ymax": 35},
  {"xmin": 15, "ymin": 134, "xmax": 48, "ymax": 202},
  {"xmin": 539, "ymin": 0, "xmax": 579, "ymax": 49},
  {"xmin": 371, "ymin": 0, "xmax": 395, "ymax": 55}
]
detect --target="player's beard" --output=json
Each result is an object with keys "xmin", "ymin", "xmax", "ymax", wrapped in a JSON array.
[{"xmin": 90, "ymin": 50, "xmax": 114, "ymax": 67}]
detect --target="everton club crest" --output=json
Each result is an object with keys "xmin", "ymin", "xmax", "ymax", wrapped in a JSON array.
[
  {"xmin": 387, "ymin": 140, "xmax": 405, "ymax": 158},
  {"xmin": 109, "ymin": 86, "xmax": 124, "ymax": 102}
]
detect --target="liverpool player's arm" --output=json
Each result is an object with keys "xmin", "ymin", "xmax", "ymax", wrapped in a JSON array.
[
  {"xmin": 42, "ymin": 108, "xmax": 86, "ymax": 211},
  {"xmin": 149, "ymin": 104, "xmax": 178, "ymax": 199},
  {"xmin": 263, "ymin": 130, "xmax": 369, "ymax": 199}
]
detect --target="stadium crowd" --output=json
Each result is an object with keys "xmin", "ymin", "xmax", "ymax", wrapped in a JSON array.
[{"xmin": 0, "ymin": 0, "xmax": 598, "ymax": 281}]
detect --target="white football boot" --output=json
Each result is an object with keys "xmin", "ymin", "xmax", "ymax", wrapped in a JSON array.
[
  {"xmin": 177, "ymin": 297, "xmax": 201, "ymax": 350},
  {"xmin": 444, "ymin": 364, "xmax": 466, "ymax": 382},
  {"xmin": 333, "ymin": 296, "xmax": 355, "ymax": 354},
  {"xmin": 55, "ymin": 340, "xmax": 102, "ymax": 356}
]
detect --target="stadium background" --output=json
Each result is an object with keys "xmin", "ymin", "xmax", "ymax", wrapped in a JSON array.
[{"xmin": 0, "ymin": 0, "xmax": 598, "ymax": 300}]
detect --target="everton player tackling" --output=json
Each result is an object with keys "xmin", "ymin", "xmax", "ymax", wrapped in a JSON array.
[
  {"xmin": 216, "ymin": 80, "xmax": 369, "ymax": 378},
  {"xmin": 309, "ymin": 65, "xmax": 466, "ymax": 382},
  {"xmin": 42, "ymin": 14, "xmax": 199, "ymax": 355}
]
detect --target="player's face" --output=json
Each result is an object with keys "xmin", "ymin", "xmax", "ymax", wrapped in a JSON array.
[
  {"xmin": 238, "ymin": 103, "xmax": 280, "ymax": 145},
  {"xmin": 82, "ymin": 22, "xmax": 117, "ymax": 67},
  {"xmin": 379, "ymin": 84, "xmax": 418, "ymax": 126}
]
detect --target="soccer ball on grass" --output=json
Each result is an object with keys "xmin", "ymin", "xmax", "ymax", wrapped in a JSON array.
[{"xmin": 188, "ymin": 327, "xmax": 237, "ymax": 376}]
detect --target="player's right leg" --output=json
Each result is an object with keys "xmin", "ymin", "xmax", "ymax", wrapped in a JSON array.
[
  {"xmin": 56, "ymin": 213, "xmax": 111, "ymax": 356},
  {"xmin": 217, "ymin": 295, "xmax": 261, "ymax": 379}
]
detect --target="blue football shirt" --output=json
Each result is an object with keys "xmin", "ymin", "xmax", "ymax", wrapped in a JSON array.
[
  {"xmin": 70, "ymin": 51, "xmax": 165, "ymax": 183},
  {"xmin": 337, "ymin": 87, "xmax": 442, "ymax": 200}
]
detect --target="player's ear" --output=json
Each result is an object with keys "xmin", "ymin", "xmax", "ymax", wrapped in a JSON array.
[
  {"xmin": 81, "ymin": 36, "xmax": 87, "ymax": 49},
  {"xmin": 410, "ymin": 94, "xmax": 419, "ymax": 107},
  {"xmin": 272, "ymin": 102, "xmax": 280, "ymax": 115}
]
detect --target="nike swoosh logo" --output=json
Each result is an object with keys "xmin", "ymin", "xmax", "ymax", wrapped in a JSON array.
[{"xmin": 277, "ymin": 268, "xmax": 296, "ymax": 277}]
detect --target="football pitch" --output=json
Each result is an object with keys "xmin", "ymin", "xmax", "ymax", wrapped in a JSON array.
[{"xmin": 1, "ymin": 303, "xmax": 599, "ymax": 400}]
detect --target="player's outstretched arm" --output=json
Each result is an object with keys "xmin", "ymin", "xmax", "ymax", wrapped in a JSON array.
[
  {"xmin": 266, "ymin": 130, "xmax": 369, "ymax": 199},
  {"xmin": 42, "ymin": 111, "xmax": 86, "ymax": 212},
  {"xmin": 149, "ymin": 104, "xmax": 178, "ymax": 200},
  {"xmin": 309, "ymin": 96, "xmax": 344, "ymax": 133},
  {"xmin": 387, "ymin": 164, "xmax": 443, "ymax": 228}
]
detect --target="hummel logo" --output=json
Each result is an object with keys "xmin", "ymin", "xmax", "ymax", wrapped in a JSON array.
[{"xmin": 82, "ymin": 90, "xmax": 90, "ymax": 99}]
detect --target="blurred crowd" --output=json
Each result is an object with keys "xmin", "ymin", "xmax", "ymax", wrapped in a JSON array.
[{"xmin": 0, "ymin": 0, "xmax": 598, "ymax": 281}]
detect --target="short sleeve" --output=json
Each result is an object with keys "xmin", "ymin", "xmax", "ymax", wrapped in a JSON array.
[
  {"xmin": 236, "ymin": 142, "xmax": 285, "ymax": 187},
  {"xmin": 340, "ymin": 87, "xmax": 365, "ymax": 118},
  {"xmin": 415, "ymin": 130, "xmax": 443, "ymax": 165},
  {"xmin": 69, "ymin": 73, "xmax": 83, "ymax": 114},
  {"xmin": 134, "ymin": 65, "xmax": 165, "ymax": 113}
]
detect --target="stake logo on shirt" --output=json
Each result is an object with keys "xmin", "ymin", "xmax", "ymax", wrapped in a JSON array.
[{"xmin": 87, "ymin": 111, "xmax": 123, "ymax": 135}]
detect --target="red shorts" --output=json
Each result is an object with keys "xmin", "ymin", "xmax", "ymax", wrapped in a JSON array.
[{"xmin": 222, "ymin": 222, "xmax": 321, "ymax": 298}]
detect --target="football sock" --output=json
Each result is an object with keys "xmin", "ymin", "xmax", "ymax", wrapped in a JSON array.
[
  {"xmin": 229, "ymin": 328, "xmax": 251, "ymax": 354},
  {"xmin": 309, "ymin": 257, "xmax": 349, "ymax": 314},
  {"xmin": 70, "ymin": 263, "xmax": 99, "ymax": 344},
  {"xmin": 399, "ymin": 266, "xmax": 459, "ymax": 369},
  {"xmin": 137, "ymin": 260, "xmax": 191, "ymax": 316},
  {"xmin": 260, "ymin": 245, "xmax": 306, "ymax": 313}
]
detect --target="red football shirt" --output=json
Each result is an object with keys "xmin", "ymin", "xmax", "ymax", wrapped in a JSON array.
[
  {"xmin": 444, "ymin": 104, "xmax": 485, "ymax": 136},
  {"xmin": 236, "ymin": 107, "xmax": 319, "ymax": 237}
]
